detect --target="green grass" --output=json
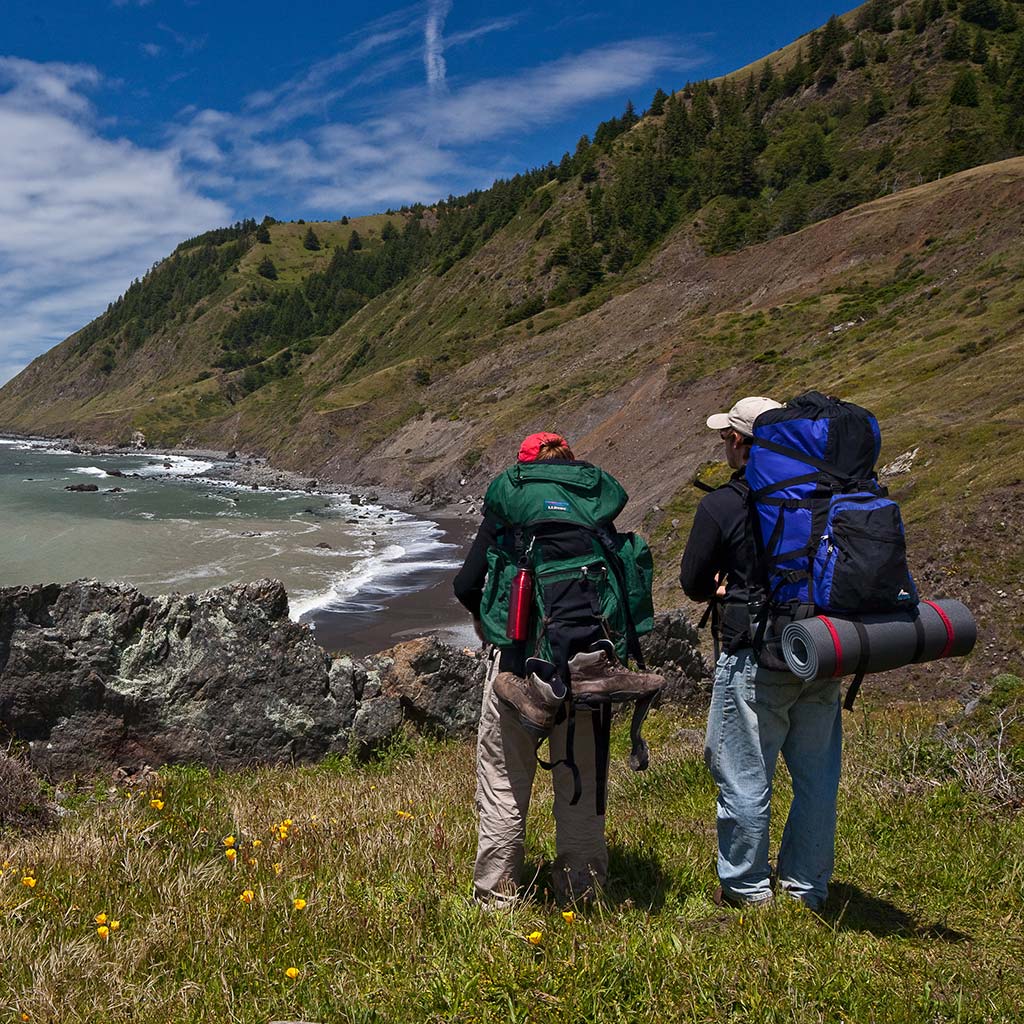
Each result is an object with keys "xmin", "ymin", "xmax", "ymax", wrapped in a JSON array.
[{"xmin": 3, "ymin": 704, "xmax": 1023, "ymax": 1023}]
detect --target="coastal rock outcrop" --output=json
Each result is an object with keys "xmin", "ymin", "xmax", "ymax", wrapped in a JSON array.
[
  {"xmin": 0, "ymin": 579, "xmax": 487, "ymax": 778},
  {"xmin": 0, "ymin": 579, "xmax": 703, "ymax": 779}
]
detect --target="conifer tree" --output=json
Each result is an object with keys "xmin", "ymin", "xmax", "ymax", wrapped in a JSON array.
[
  {"xmin": 649, "ymin": 87, "xmax": 669, "ymax": 116},
  {"xmin": 759, "ymin": 60, "xmax": 776, "ymax": 92},
  {"xmin": 662, "ymin": 94, "xmax": 692, "ymax": 156},
  {"xmin": 782, "ymin": 50, "xmax": 810, "ymax": 95},
  {"xmin": 1000, "ymin": 2, "xmax": 1019, "ymax": 32},
  {"xmin": 962, "ymin": 0, "xmax": 1003, "ymax": 29},
  {"xmin": 866, "ymin": 88, "xmax": 888, "ymax": 123},
  {"xmin": 340, "ymin": 215, "xmax": 349, "ymax": 225},
  {"xmin": 972, "ymin": 29, "xmax": 990, "ymax": 63},
  {"xmin": 849, "ymin": 37, "xmax": 868, "ymax": 69},
  {"xmin": 257, "ymin": 256, "xmax": 278, "ymax": 280},
  {"xmin": 944, "ymin": 22, "xmax": 971, "ymax": 59},
  {"xmin": 907, "ymin": 80, "xmax": 925, "ymax": 107},
  {"xmin": 303, "ymin": 227, "xmax": 321, "ymax": 251},
  {"xmin": 950, "ymin": 66, "xmax": 982, "ymax": 104},
  {"xmin": 256, "ymin": 224, "xmax": 271, "ymax": 244},
  {"xmin": 347, "ymin": 230, "xmax": 363, "ymax": 252},
  {"xmin": 690, "ymin": 83, "xmax": 716, "ymax": 140},
  {"xmin": 875, "ymin": 40, "xmax": 890, "ymax": 62}
]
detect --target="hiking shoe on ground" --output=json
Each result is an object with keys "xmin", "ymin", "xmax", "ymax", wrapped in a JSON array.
[
  {"xmin": 568, "ymin": 645, "xmax": 664, "ymax": 703},
  {"xmin": 492, "ymin": 671, "xmax": 562, "ymax": 740},
  {"xmin": 713, "ymin": 885, "xmax": 774, "ymax": 910}
]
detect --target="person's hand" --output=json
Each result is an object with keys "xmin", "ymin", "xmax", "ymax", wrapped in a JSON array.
[{"xmin": 716, "ymin": 583, "xmax": 727, "ymax": 598}]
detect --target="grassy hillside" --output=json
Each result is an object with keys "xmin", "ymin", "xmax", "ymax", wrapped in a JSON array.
[{"xmin": 2, "ymin": 703, "xmax": 1023, "ymax": 1022}]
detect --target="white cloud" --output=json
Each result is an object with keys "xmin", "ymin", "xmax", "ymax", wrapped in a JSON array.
[
  {"xmin": 425, "ymin": 0, "xmax": 452, "ymax": 92},
  {"xmin": 141, "ymin": 42, "xmax": 163, "ymax": 58},
  {"xmin": 0, "ymin": 58, "xmax": 229, "ymax": 385},
  {"xmin": 171, "ymin": 33, "xmax": 701, "ymax": 214},
  {"xmin": 0, "ymin": 15, "xmax": 703, "ymax": 385}
]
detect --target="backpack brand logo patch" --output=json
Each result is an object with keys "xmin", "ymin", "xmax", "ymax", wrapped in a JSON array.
[{"xmin": 544, "ymin": 499, "xmax": 571, "ymax": 512}]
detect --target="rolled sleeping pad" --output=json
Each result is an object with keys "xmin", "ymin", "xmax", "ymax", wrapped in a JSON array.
[{"xmin": 781, "ymin": 599, "xmax": 977, "ymax": 682}]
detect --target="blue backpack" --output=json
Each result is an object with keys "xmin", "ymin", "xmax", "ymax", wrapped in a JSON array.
[{"xmin": 746, "ymin": 392, "xmax": 918, "ymax": 679}]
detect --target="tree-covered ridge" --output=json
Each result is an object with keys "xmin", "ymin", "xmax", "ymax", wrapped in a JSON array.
[
  {"xmin": 56, "ymin": 3, "xmax": 1024, "ymax": 392},
  {"xmin": 74, "ymin": 237, "xmax": 252, "ymax": 367}
]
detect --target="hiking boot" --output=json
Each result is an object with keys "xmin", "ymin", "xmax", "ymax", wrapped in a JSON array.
[
  {"xmin": 524, "ymin": 656, "xmax": 569, "ymax": 702},
  {"xmin": 492, "ymin": 671, "xmax": 562, "ymax": 740},
  {"xmin": 568, "ymin": 644, "xmax": 664, "ymax": 704},
  {"xmin": 713, "ymin": 885, "xmax": 774, "ymax": 910}
]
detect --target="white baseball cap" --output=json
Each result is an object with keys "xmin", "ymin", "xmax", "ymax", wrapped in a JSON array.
[{"xmin": 706, "ymin": 396, "xmax": 784, "ymax": 438}]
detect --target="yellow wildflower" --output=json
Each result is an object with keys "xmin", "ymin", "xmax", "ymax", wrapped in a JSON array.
[
  {"xmin": 283, "ymin": 818, "xmax": 293, "ymax": 827},
  {"xmin": 293, "ymin": 898, "xmax": 307, "ymax": 911},
  {"xmin": 21, "ymin": 877, "xmax": 37, "ymax": 888},
  {"xmin": 252, "ymin": 839, "xmax": 263, "ymax": 849},
  {"xmin": 109, "ymin": 920, "xmax": 121, "ymax": 932},
  {"xmin": 150, "ymin": 799, "xmax": 164, "ymax": 811},
  {"xmin": 527, "ymin": 931, "xmax": 542, "ymax": 945},
  {"xmin": 225, "ymin": 848, "xmax": 237, "ymax": 863},
  {"xmin": 223, "ymin": 835, "xmax": 236, "ymax": 848},
  {"xmin": 396, "ymin": 810, "xmax": 413, "ymax": 819},
  {"xmin": 273, "ymin": 863, "xmax": 283, "ymax": 876},
  {"xmin": 239, "ymin": 890, "xmax": 255, "ymax": 904},
  {"xmin": 94, "ymin": 912, "xmax": 107, "ymax": 925},
  {"xmin": 561, "ymin": 910, "xmax": 575, "ymax": 924},
  {"xmin": 97, "ymin": 925, "xmax": 110, "ymax": 940},
  {"xmin": 285, "ymin": 966, "xmax": 300, "ymax": 980}
]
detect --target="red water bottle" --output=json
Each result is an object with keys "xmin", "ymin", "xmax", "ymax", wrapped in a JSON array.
[{"xmin": 506, "ymin": 567, "xmax": 534, "ymax": 642}]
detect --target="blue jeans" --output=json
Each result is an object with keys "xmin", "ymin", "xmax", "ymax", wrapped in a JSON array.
[{"xmin": 704, "ymin": 649, "xmax": 842, "ymax": 908}]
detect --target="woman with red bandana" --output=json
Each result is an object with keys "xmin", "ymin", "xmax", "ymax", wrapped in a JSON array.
[{"xmin": 453, "ymin": 432, "xmax": 653, "ymax": 906}]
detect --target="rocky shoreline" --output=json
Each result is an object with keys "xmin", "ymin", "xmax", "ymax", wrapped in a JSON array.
[
  {"xmin": 2, "ymin": 430, "xmax": 487, "ymax": 522},
  {"xmin": 0, "ymin": 578, "xmax": 706, "ymax": 780},
  {"xmin": 3, "ymin": 429, "xmax": 484, "ymax": 654}
]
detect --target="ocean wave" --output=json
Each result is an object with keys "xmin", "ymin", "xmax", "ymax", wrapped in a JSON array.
[
  {"xmin": 137, "ymin": 456, "xmax": 214, "ymax": 477},
  {"xmin": 289, "ymin": 519, "xmax": 460, "ymax": 621},
  {"xmin": 71, "ymin": 466, "xmax": 109, "ymax": 477}
]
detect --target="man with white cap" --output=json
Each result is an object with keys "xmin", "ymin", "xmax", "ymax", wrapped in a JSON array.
[{"xmin": 680, "ymin": 396, "xmax": 843, "ymax": 912}]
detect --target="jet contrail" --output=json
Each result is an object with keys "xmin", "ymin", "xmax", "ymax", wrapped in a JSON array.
[{"xmin": 425, "ymin": 0, "xmax": 452, "ymax": 91}]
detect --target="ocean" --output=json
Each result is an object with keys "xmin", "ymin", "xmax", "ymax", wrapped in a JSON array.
[{"xmin": 0, "ymin": 437, "xmax": 465, "ymax": 644}]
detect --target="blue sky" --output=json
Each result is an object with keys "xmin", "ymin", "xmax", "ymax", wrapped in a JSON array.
[{"xmin": 0, "ymin": 0, "xmax": 850, "ymax": 384}]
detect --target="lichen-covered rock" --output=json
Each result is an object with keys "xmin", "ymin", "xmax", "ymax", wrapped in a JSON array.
[
  {"xmin": 642, "ymin": 609, "xmax": 709, "ymax": 703},
  {"xmin": 0, "ymin": 579, "xmax": 488, "ymax": 778},
  {"xmin": 0, "ymin": 578, "xmax": 697, "ymax": 779},
  {"xmin": 0, "ymin": 579, "xmax": 345, "ymax": 777}
]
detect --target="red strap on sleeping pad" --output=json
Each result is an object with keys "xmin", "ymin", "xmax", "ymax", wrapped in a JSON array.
[
  {"xmin": 922, "ymin": 599, "xmax": 956, "ymax": 658},
  {"xmin": 817, "ymin": 615, "xmax": 844, "ymax": 676}
]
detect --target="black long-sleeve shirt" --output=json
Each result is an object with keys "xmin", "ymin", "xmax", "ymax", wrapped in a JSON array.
[
  {"xmin": 679, "ymin": 472, "xmax": 756, "ymax": 652},
  {"xmin": 452, "ymin": 515, "xmax": 499, "ymax": 619}
]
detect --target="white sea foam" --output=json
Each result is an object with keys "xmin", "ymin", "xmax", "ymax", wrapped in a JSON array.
[
  {"xmin": 137, "ymin": 456, "xmax": 214, "ymax": 477},
  {"xmin": 71, "ymin": 466, "xmax": 108, "ymax": 477},
  {"xmin": 288, "ymin": 515, "xmax": 461, "ymax": 621}
]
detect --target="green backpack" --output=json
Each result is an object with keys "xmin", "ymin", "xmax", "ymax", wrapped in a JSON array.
[
  {"xmin": 477, "ymin": 461, "xmax": 658, "ymax": 811},
  {"xmin": 478, "ymin": 461, "xmax": 654, "ymax": 664}
]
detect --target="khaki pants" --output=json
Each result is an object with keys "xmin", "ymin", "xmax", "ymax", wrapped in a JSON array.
[{"xmin": 474, "ymin": 650, "xmax": 609, "ymax": 904}]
